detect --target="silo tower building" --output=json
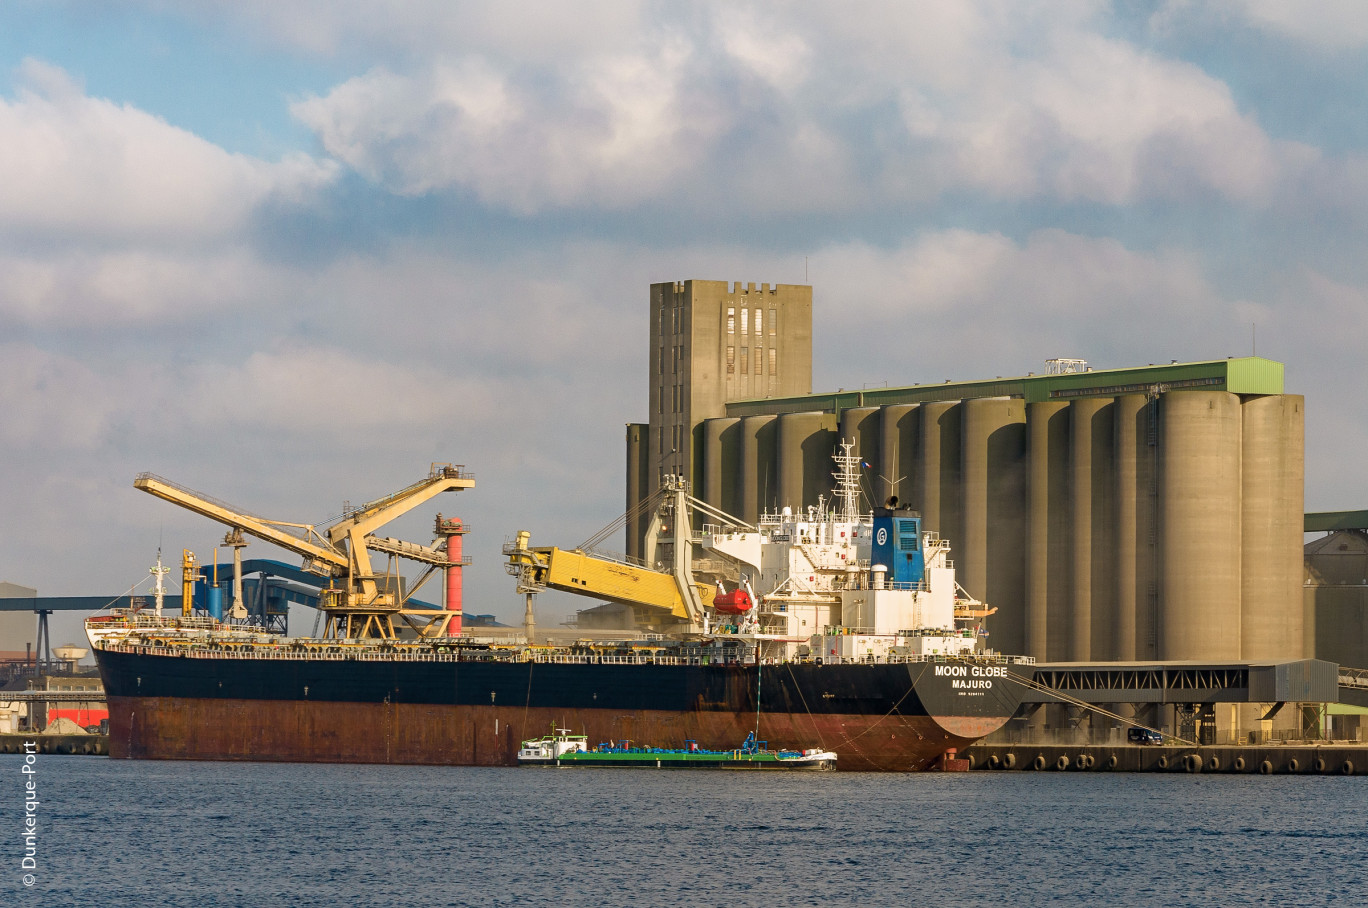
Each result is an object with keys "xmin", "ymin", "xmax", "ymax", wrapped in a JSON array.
[
  {"xmin": 626, "ymin": 280, "xmax": 1306, "ymax": 668},
  {"xmin": 628, "ymin": 280, "xmax": 813, "ymax": 551}
]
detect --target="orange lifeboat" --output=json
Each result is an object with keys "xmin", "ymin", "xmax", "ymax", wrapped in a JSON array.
[{"xmin": 712, "ymin": 582, "xmax": 754, "ymax": 615}]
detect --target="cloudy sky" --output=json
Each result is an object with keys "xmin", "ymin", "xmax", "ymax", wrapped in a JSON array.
[{"xmin": 4, "ymin": 1, "xmax": 1368, "ymax": 636}]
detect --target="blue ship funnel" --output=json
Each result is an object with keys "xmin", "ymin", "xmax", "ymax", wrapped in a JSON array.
[
  {"xmin": 196, "ymin": 581, "xmax": 224, "ymax": 621},
  {"xmin": 871, "ymin": 508, "xmax": 924, "ymax": 586},
  {"xmin": 206, "ymin": 586, "xmax": 224, "ymax": 621}
]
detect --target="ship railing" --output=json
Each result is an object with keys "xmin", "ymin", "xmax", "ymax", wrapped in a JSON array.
[
  {"xmin": 101, "ymin": 613, "xmax": 222, "ymax": 631},
  {"xmin": 864, "ymin": 580, "xmax": 928, "ymax": 592},
  {"xmin": 500, "ymin": 540, "xmax": 651, "ymax": 570},
  {"xmin": 821, "ymin": 626, "xmax": 877, "ymax": 636},
  {"xmin": 104, "ymin": 642, "xmax": 472, "ymax": 663},
  {"xmin": 897, "ymin": 652, "xmax": 1037, "ymax": 665},
  {"xmin": 701, "ymin": 522, "xmax": 755, "ymax": 537},
  {"xmin": 811, "ymin": 652, "xmax": 1037, "ymax": 666},
  {"xmin": 96, "ymin": 640, "xmax": 762, "ymax": 667},
  {"xmin": 582, "ymin": 547, "xmax": 652, "ymax": 569},
  {"xmin": 526, "ymin": 653, "xmax": 706, "ymax": 666}
]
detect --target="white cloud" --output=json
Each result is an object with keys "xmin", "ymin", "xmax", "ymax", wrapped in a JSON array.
[
  {"xmin": 716, "ymin": 8, "xmax": 811, "ymax": 92},
  {"xmin": 0, "ymin": 247, "xmax": 302, "ymax": 324},
  {"xmin": 0, "ymin": 59, "xmax": 341, "ymax": 326},
  {"xmin": 0, "ymin": 342, "xmax": 460, "ymax": 452},
  {"xmin": 0, "ymin": 58, "xmax": 336, "ymax": 244},
  {"xmin": 1160, "ymin": 0, "xmax": 1368, "ymax": 51},
  {"xmin": 187, "ymin": 344, "xmax": 497, "ymax": 434},
  {"xmin": 292, "ymin": 40, "xmax": 728, "ymax": 212},
  {"xmin": 151, "ymin": 0, "xmax": 652, "ymax": 60},
  {"xmin": 810, "ymin": 228, "xmax": 1242, "ymax": 381},
  {"xmin": 0, "ymin": 344, "xmax": 124, "ymax": 450},
  {"xmin": 892, "ymin": 25, "xmax": 1290, "ymax": 204},
  {"xmin": 278, "ymin": 3, "xmax": 1298, "ymax": 212},
  {"xmin": 1286, "ymin": 270, "xmax": 1368, "ymax": 355}
]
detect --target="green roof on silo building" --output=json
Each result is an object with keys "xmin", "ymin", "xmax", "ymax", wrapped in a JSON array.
[
  {"xmin": 724, "ymin": 356, "xmax": 1285, "ymax": 417},
  {"xmin": 1305, "ymin": 511, "xmax": 1368, "ymax": 533}
]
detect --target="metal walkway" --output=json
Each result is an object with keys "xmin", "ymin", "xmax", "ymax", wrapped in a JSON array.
[
  {"xmin": 1022, "ymin": 660, "xmax": 1342, "ymax": 705},
  {"xmin": 0, "ymin": 559, "xmax": 440, "ymax": 613}
]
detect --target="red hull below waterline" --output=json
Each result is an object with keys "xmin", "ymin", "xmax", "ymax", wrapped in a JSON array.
[{"xmin": 107, "ymin": 696, "xmax": 1009, "ymax": 772}]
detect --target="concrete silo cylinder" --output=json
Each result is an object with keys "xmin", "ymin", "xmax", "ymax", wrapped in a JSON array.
[
  {"xmin": 1026, "ymin": 401, "xmax": 1069, "ymax": 662},
  {"xmin": 739, "ymin": 415, "xmax": 777, "ymax": 525},
  {"xmin": 878, "ymin": 404, "xmax": 918, "ymax": 509},
  {"xmin": 1159, "ymin": 391, "xmax": 1242, "ymax": 661},
  {"xmin": 1240, "ymin": 395, "xmax": 1305, "ymax": 661},
  {"xmin": 702, "ymin": 417, "xmax": 741, "ymax": 515}
]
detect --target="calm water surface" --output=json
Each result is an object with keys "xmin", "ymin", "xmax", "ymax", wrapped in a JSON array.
[{"xmin": 4, "ymin": 755, "xmax": 1365, "ymax": 906}]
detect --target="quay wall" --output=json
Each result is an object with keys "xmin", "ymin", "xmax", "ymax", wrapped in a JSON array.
[
  {"xmin": 0, "ymin": 734, "xmax": 108, "ymax": 755},
  {"xmin": 965, "ymin": 743, "xmax": 1365, "ymax": 774}
]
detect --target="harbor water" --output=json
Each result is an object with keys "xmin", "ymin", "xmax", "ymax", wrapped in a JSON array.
[{"xmin": 5, "ymin": 754, "xmax": 1365, "ymax": 906}]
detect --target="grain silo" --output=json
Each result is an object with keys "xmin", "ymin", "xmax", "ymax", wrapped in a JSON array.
[{"xmin": 628, "ymin": 282, "xmax": 1305, "ymax": 669}]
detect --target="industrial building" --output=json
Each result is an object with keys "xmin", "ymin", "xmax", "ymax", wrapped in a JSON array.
[
  {"xmin": 627, "ymin": 280, "xmax": 1306, "ymax": 671},
  {"xmin": 629, "ymin": 280, "xmax": 813, "ymax": 549},
  {"xmin": 1304, "ymin": 512, "xmax": 1368, "ymax": 676}
]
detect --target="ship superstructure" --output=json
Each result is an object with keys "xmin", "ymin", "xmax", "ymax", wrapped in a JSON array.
[{"xmin": 703, "ymin": 442, "xmax": 996, "ymax": 663}]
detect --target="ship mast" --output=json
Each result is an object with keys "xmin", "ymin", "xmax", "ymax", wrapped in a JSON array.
[
  {"xmin": 149, "ymin": 549, "xmax": 170, "ymax": 617},
  {"xmin": 831, "ymin": 439, "xmax": 863, "ymax": 523}
]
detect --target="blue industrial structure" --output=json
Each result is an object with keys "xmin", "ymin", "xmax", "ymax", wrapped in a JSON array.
[
  {"xmin": 870, "ymin": 508, "xmax": 925, "ymax": 586},
  {"xmin": 0, "ymin": 559, "xmax": 484, "ymax": 655}
]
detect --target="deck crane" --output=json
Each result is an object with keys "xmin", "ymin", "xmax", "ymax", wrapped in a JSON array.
[
  {"xmin": 133, "ymin": 465, "xmax": 474, "ymax": 639},
  {"xmin": 504, "ymin": 475, "xmax": 753, "ymax": 634}
]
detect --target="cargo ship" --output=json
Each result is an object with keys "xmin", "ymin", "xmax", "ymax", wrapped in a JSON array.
[{"xmin": 88, "ymin": 453, "xmax": 1033, "ymax": 772}]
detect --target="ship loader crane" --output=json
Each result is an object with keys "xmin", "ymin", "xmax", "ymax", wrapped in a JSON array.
[
  {"xmin": 504, "ymin": 475, "xmax": 753, "ymax": 634},
  {"xmin": 134, "ymin": 465, "xmax": 474, "ymax": 639}
]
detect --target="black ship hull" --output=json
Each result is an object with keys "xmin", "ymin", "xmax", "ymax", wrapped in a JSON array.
[{"xmin": 95, "ymin": 648, "xmax": 1029, "ymax": 772}]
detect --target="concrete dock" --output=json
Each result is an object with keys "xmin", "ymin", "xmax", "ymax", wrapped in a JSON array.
[
  {"xmin": 0, "ymin": 734, "xmax": 108, "ymax": 755},
  {"xmin": 966, "ymin": 743, "xmax": 1366, "ymax": 774}
]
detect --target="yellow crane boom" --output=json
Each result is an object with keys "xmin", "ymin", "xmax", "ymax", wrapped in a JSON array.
[
  {"xmin": 504, "ymin": 536, "xmax": 715, "ymax": 620},
  {"xmin": 134, "ymin": 465, "xmax": 475, "ymax": 638},
  {"xmin": 504, "ymin": 476, "xmax": 752, "ymax": 632},
  {"xmin": 134, "ymin": 474, "xmax": 347, "ymax": 572}
]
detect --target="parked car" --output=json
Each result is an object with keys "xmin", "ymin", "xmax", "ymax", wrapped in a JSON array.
[{"xmin": 1127, "ymin": 728, "xmax": 1163, "ymax": 745}]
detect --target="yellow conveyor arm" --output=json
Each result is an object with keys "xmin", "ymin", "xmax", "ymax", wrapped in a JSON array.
[
  {"xmin": 134, "ymin": 474, "xmax": 347, "ymax": 573},
  {"xmin": 512, "ymin": 546, "xmax": 715, "ymax": 620}
]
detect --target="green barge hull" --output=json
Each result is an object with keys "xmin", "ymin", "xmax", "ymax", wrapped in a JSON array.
[{"xmin": 530, "ymin": 750, "xmax": 836, "ymax": 770}]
